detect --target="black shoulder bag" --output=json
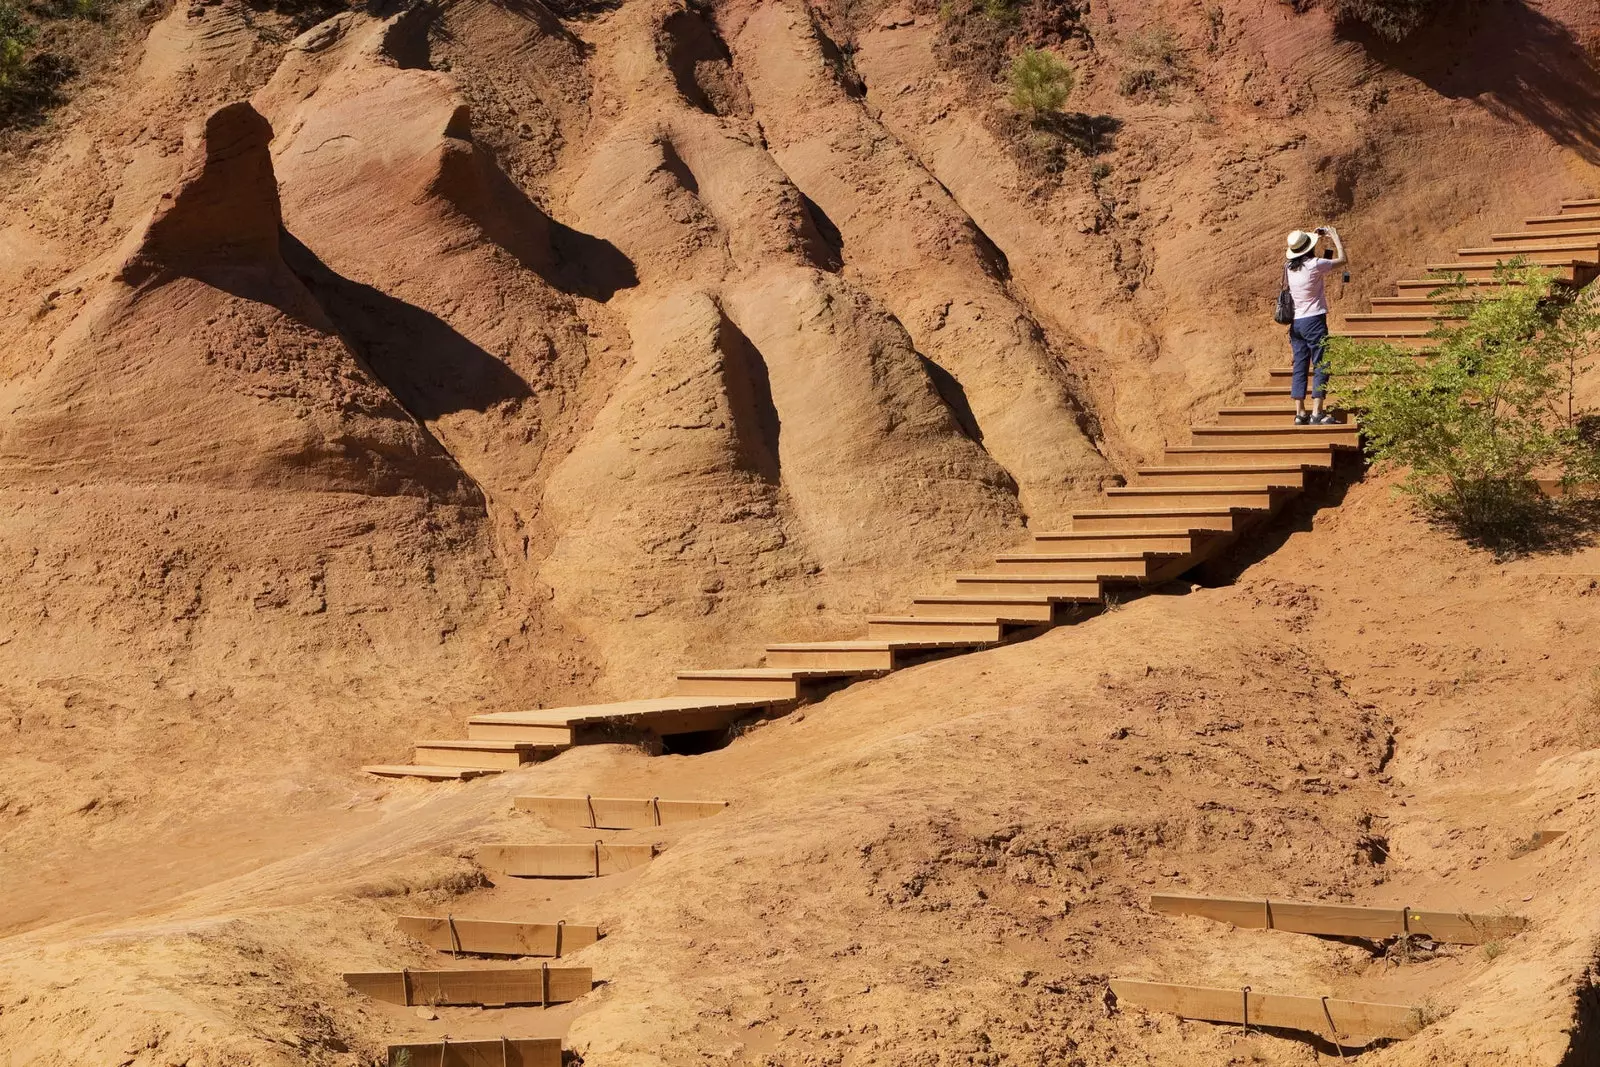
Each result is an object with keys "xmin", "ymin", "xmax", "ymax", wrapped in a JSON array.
[{"xmin": 1274, "ymin": 263, "xmax": 1295, "ymax": 325}]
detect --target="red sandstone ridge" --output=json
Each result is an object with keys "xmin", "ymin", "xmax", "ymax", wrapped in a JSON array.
[{"xmin": 119, "ymin": 102, "xmax": 284, "ymax": 284}]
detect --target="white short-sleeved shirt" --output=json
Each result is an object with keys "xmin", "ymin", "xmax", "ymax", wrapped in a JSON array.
[{"xmin": 1287, "ymin": 256, "xmax": 1337, "ymax": 319}]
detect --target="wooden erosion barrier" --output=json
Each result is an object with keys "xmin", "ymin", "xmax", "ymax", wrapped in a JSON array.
[
  {"xmin": 515, "ymin": 794, "xmax": 729, "ymax": 830},
  {"xmin": 395, "ymin": 915, "xmax": 601, "ymax": 957},
  {"xmin": 1152, "ymin": 893, "xmax": 1528, "ymax": 944},
  {"xmin": 478, "ymin": 842, "xmax": 658, "ymax": 878},
  {"xmin": 386, "ymin": 1037, "xmax": 560, "ymax": 1067},
  {"xmin": 1110, "ymin": 979, "xmax": 1421, "ymax": 1041},
  {"xmin": 345, "ymin": 964, "xmax": 592, "ymax": 1007}
]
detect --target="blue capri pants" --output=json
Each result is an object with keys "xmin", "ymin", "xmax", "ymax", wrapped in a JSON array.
[{"xmin": 1289, "ymin": 313, "xmax": 1329, "ymax": 400}]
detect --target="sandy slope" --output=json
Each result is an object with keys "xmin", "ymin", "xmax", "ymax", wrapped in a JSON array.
[
  {"xmin": 4, "ymin": 476, "xmax": 1600, "ymax": 1066},
  {"xmin": 2, "ymin": 0, "xmax": 1600, "ymax": 1062}
]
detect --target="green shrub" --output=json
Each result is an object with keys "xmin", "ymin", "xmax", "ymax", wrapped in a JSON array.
[
  {"xmin": 1325, "ymin": 260, "xmax": 1600, "ymax": 549},
  {"xmin": 1326, "ymin": 0, "xmax": 1450, "ymax": 41},
  {"xmin": 1008, "ymin": 46, "xmax": 1073, "ymax": 121},
  {"xmin": 0, "ymin": 0, "xmax": 36, "ymax": 90}
]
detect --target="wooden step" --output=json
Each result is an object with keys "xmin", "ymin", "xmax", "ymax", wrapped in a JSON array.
[
  {"xmin": 1344, "ymin": 311, "xmax": 1462, "ymax": 326},
  {"xmin": 952, "ymin": 573, "xmax": 1106, "ymax": 598},
  {"xmin": 1396, "ymin": 263, "xmax": 1580, "ymax": 286},
  {"xmin": 1104, "ymin": 485, "xmax": 1284, "ymax": 510},
  {"xmin": 992, "ymin": 552, "xmax": 1162, "ymax": 578},
  {"xmin": 910, "ymin": 595, "xmax": 1056, "ymax": 623},
  {"xmin": 766, "ymin": 642, "xmax": 917, "ymax": 670},
  {"xmin": 1214, "ymin": 406, "xmax": 1349, "ymax": 427},
  {"xmin": 1069, "ymin": 507, "xmax": 1240, "ymax": 533},
  {"xmin": 763, "ymin": 639, "xmax": 990, "ymax": 669},
  {"xmin": 1240, "ymin": 386, "xmax": 1292, "ymax": 406},
  {"xmin": 1336, "ymin": 323, "xmax": 1433, "ymax": 337},
  {"xmin": 414, "ymin": 739, "xmax": 554, "ymax": 770},
  {"xmin": 1454, "ymin": 241, "xmax": 1600, "ymax": 263},
  {"xmin": 1431, "ymin": 254, "xmax": 1596, "ymax": 273},
  {"xmin": 1026, "ymin": 530, "xmax": 1202, "ymax": 553},
  {"xmin": 1496, "ymin": 224, "xmax": 1600, "ymax": 240},
  {"xmin": 1524, "ymin": 210, "xmax": 1600, "ymax": 227},
  {"xmin": 1161, "ymin": 443, "xmax": 1337, "ymax": 468},
  {"xmin": 865, "ymin": 616, "xmax": 1007, "ymax": 642},
  {"xmin": 674, "ymin": 667, "xmax": 875, "ymax": 700},
  {"xmin": 1561, "ymin": 197, "xmax": 1600, "ymax": 211},
  {"xmin": 469, "ymin": 696, "xmax": 780, "ymax": 745},
  {"xmin": 1368, "ymin": 295, "xmax": 1473, "ymax": 309},
  {"xmin": 1333, "ymin": 332, "xmax": 1436, "ymax": 348},
  {"xmin": 1191, "ymin": 425, "xmax": 1359, "ymax": 448},
  {"xmin": 1133, "ymin": 464, "xmax": 1307, "ymax": 488},
  {"xmin": 363, "ymin": 764, "xmax": 502, "ymax": 781}
]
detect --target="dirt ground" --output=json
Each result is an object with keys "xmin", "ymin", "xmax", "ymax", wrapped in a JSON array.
[{"xmin": 2, "ymin": 0, "xmax": 1600, "ymax": 1063}]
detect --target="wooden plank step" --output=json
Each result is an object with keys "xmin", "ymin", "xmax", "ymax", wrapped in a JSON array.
[
  {"xmin": 1069, "ymin": 507, "xmax": 1240, "ymax": 533},
  {"xmin": 1151, "ymin": 893, "xmax": 1528, "ymax": 944},
  {"xmin": 952, "ymin": 573, "xmax": 1106, "ymax": 597},
  {"xmin": 395, "ymin": 915, "xmax": 601, "ymax": 957},
  {"xmin": 675, "ymin": 667, "xmax": 871, "ymax": 699},
  {"xmin": 865, "ymin": 616, "xmax": 1006, "ymax": 642},
  {"xmin": 1133, "ymin": 465, "xmax": 1307, "ymax": 488},
  {"xmin": 1561, "ymin": 197, "xmax": 1600, "ymax": 210},
  {"xmin": 1215, "ymin": 406, "xmax": 1350, "ymax": 427},
  {"xmin": 1162, "ymin": 444, "xmax": 1337, "ymax": 468},
  {"xmin": 1344, "ymin": 311, "xmax": 1459, "ymax": 325},
  {"xmin": 514, "ymin": 795, "xmax": 729, "ymax": 829},
  {"xmin": 1396, "ymin": 265, "xmax": 1578, "ymax": 286},
  {"xmin": 1336, "ymin": 327, "xmax": 1434, "ymax": 340},
  {"xmin": 363, "ymin": 764, "xmax": 502, "ymax": 781},
  {"xmin": 1026, "ymin": 530, "xmax": 1202, "ymax": 553},
  {"xmin": 1369, "ymin": 295, "xmax": 1473, "ymax": 306},
  {"xmin": 991, "ymin": 552, "xmax": 1161, "ymax": 578},
  {"xmin": 1109, "ymin": 979, "xmax": 1419, "ymax": 1040},
  {"xmin": 1428, "ymin": 254, "xmax": 1595, "ymax": 271},
  {"xmin": 1495, "ymin": 225, "xmax": 1600, "ymax": 240},
  {"xmin": 1104, "ymin": 485, "xmax": 1284, "ymax": 510},
  {"xmin": 1523, "ymin": 210, "xmax": 1600, "ymax": 225},
  {"xmin": 1454, "ymin": 242, "xmax": 1600, "ymax": 263},
  {"xmin": 468, "ymin": 696, "xmax": 779, "ymax": 745},
  {"xmin": 1191, "ymin": 425, "xmax": 1359, "ymax": 448},
  {"xmin": 765, "ymin": 641, "xmax": 896, "ymax": 670},
  {"xmin": 910, "ymin": 595, "xmax": 1057, "ymax": 622},
  {"xmin": 414, "ymin": 739, "xmax": 551, "ymax": 770},
  {"xmin": 480, "ymin": 842, "xmax": 658, "ymax": 878},
  {"xmin": 344, "ymin": 966, "xmax": 592, "ymax": 1007},
  {"xmin": 386, "ymin": 1038, "xmax": 559, "ymax": 1067},
  {"xmin": 1240, "ymin": 387, "xmax": 1292, "ymax": 406}
]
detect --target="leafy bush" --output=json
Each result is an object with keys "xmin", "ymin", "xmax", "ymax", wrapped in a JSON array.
[
  {"xmin": 1326, "ymin": 261, "xmax": 1600, "ymax": 550},
  {"xmin": 1008, "ymin": 46, "xmax": 1073, "ymax": 121},
  {"xmin": 1326, "ymin": 0, "xmax": 1450, "ymax": 41},
  {"xmin": 0, "ymin": 0, "xmax": 36, "ymax": 90},
  {"xmin": 1118, "ymin": 25, "xmax": 1185, "ymax": 100}
]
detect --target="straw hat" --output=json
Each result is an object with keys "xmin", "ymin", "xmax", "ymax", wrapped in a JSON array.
[{"xmin": 1285, "ymin": 230, "xmax": 1317, "ymax": 259}]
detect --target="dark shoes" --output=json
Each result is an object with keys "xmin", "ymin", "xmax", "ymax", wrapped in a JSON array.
[
  {"xmin": 1294, "ymin": 412, "xmax": 1338, "ymax": 425},
  {"xmin": 1293, "ymin": 413, "xmax": 1311, "ymax": 425}
]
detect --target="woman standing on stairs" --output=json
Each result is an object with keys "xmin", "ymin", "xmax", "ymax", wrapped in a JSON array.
[{"xmin": 1284, "ymin": 225, "xmax": 1347, "ymax": 425}]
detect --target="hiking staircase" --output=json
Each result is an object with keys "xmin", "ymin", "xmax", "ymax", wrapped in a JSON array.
[{"xmin": 364, "ymin": 197, "xmax": 1600, "ymax": 780}]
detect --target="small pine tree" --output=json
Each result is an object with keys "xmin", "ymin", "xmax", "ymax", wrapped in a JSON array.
[
  {"xmin": 0, "ymin": 0, "xmax": 34, "ymax": 90},
  {"xmin": 1008, "ymin": 47, "xmax": 1074, "ymax": 122}
]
